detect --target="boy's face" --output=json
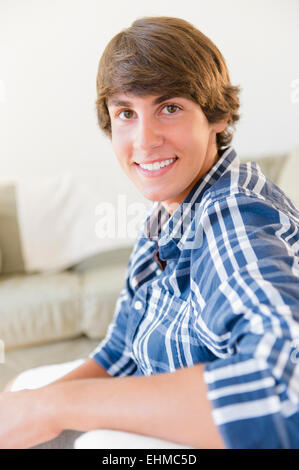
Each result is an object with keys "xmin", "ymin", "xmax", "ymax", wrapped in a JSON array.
[{"xmin": 107, "ymin": 93, "xmax": 227, "ymax": 214}]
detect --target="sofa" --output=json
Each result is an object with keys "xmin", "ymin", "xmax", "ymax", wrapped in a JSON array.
[{"xmin": 0, "ymin": 147, "xmax": 299, "ymax": 393}]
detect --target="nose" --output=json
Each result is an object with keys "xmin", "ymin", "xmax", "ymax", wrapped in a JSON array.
[{"xmin": 132, "ymin": 116, "xmax": 163, "ymax": 152}]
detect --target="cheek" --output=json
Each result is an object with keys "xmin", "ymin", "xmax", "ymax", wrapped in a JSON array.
[
  {"xmin": 165, "ymin": 125, "xmax": 189, "ymax": 154},
  {"xmin": 189, "ymin": 124, "xmax": 211, "ymax": 153},
  {"xmin": 112, "ymin": 133, "xmax": 129, "ymax": 164},
  {"xmin": 167, "ymin": 118, "xmax": 208, "ymax": 155}
]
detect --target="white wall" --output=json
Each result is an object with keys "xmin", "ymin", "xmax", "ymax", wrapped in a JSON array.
[{"xmin": 0, "ymin": 0, "xmax": 299, "ymax": 203}]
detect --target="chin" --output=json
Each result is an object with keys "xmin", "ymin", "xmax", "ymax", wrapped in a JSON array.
[{"xmin": 139, "ymin": 189, "xmax": 171, "ymax": 203}]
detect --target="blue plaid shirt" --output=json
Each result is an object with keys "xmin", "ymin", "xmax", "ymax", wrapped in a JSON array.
[{"xmin": 91, "ymin": 147, "xmax": 299, "ymax": 448}]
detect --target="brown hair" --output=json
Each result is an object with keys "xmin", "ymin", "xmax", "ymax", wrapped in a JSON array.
[{"xmin": 96, "ymin": 16, "xmax": 241, "ymax": 150}]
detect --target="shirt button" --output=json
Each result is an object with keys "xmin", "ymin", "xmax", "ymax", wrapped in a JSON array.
[{"xmin": 134, "ymin": 300, "xmax": 143, "ymax": 311}]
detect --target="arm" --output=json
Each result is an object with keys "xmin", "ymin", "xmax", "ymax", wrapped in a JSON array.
[
  {"xmin": 0, "ymin": 358, "xmax": 111, "ymax": 448},
  {"xmin": 0, "ymin": 363, "xmax": 225, "ymax": 449},
  {"xmin": 3, "ymin": 358, "xmax": 111, "ymax": 392},
  {"xmin": 190, "ymin": 192, "xmax": 299, "ymax": 448},
  {"xmin": 49, "ymin": 358, "xmax": 111, "ymax": 384}
]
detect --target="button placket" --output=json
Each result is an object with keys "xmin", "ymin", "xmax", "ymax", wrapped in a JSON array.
[{"xmin": 127, "ymin": 287, "xmax": 148, "ymax": 347}]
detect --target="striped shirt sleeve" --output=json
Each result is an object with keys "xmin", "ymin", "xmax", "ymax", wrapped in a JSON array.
[{"xmin": 195, "ymin": 191, "xmax": 299, "ymax": 448}]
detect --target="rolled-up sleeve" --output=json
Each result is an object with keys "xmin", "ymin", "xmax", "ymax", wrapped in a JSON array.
[
  {"xmin": 193, "ymin": 191, "xmax": 299, "ymax": 448},
  {"xmin": 204, "ymin": 350, "xmax": 299, "ymax": 448}
]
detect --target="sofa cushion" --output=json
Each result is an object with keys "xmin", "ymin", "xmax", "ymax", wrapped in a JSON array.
[
  {"xmin": 256, "ymin": 153, "xmax": 289, "ymax": 186},
  {"xmin": 0, "ymin": 259, "xmax": 128, "ymax": 350},
  {"xmin": 242, "ymin": 149, "xmax": 299, "ymax": 210},
  {"xmin": 276, "ymin": 148, "xmax": 299, "ymax": 210},
  {"xmin": 80, "ymin": 263, "xmax": 127, "ymax": 339},
  {"xmin": 15, "ymin": 173, "xmax": 136, "ymax": 274},
  {"xmin": 74, "ymin": 430, "xmax": 194, "ymax": 449},
  {"xmin": 0, "ymin": 271, "xmax": 83, "ymax": 350},
  {"xmin": 71, "ymin": 245, "xmax": 132, "ymax": 272},
  {"xmin": 0, "ymin": 183, "xmax": 25, "ymax": 274}
]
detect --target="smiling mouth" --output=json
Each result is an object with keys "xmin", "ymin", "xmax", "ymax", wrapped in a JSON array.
[{"xmin": 136, "ymin": 157, "xmax": 178, "ymax": 172}]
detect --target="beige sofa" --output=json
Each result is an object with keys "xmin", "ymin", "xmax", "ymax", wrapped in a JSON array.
[
  {"xmin": 0, "ymin": 244, "xmax": 132, "ymax": 391},
  {"xmin": 0, "ymin": 148, "xmax": 298, "ymax": 392}
]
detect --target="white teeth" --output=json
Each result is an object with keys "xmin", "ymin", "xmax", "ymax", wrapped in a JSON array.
[{"xmin": 139, "ymin": 158, "xmax": 176, "ymax": 171}]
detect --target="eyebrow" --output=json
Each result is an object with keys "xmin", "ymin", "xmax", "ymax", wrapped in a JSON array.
[{"xmin": 108, "ymin": 94, "xmax": 177, "ymax": 108}]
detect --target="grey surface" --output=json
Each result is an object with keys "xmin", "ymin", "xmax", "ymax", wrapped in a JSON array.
[
  {"xmin": 30, "ymin": 430, "xmax": 83, "ymax": 449},
  {"xmin": 70, "ymin": 245, "xmax": 132, "ymax": 272},
  {"xmin": 242, "ymin": 153, "xmax": 289, "ymax": 186}
]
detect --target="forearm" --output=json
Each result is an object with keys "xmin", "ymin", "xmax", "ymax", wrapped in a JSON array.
[
  {"xmin": 0, "ymin": 359, "xmax": 112, "ymax": 448},
  {"xmin": 3, "ymin": 358, "xmax": 110, "ymax": 392},
  {"xmin": 50, "ymin": 358, "xmax": 111, "ymax": 384},
  {"xmin": 46, "ymin": 364, "xmax": 225, "ymax": 449}
]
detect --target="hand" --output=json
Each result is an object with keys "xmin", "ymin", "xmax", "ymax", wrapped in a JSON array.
[{"xmin": 0, "ymin": 388, "xmax": 62, "ymax": 449}]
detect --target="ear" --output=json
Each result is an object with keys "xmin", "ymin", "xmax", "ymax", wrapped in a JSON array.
[{"xmin": 212, "ymin": 119, "xmax": 228, "ymax": 134}]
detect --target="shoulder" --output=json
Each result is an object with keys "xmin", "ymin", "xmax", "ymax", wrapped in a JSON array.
[
  {"xmin": 187, "ymin": 161, "xmax": 299, "ymax": 280},
  {"xmin": 196, "ymin": 159, "xmax": 299, "ymax": 226}
]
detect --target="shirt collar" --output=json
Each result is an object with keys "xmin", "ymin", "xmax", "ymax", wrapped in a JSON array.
[{"xmin": 144, "ymin": 146, "xmax": 238, "ymax": 261}]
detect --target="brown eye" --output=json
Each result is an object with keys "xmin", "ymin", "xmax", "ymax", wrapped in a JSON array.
[
  {"xmin": 163, "ymin": 104, "xmax": 180, "ymax": 114},
  {"xmin": 119, "ymin": 109, "xmax": 134, "ymax": 120}
]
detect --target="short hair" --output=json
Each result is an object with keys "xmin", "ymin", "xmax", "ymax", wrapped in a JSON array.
[{"xmin": 96, "ymin": 16, "xmax": 241, "ymax": 150}]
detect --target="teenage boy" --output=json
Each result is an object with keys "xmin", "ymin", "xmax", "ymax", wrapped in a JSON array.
[{"xmin": 1, "ymin": 17, "xmax": 299, "ymax": 449}]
